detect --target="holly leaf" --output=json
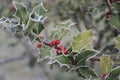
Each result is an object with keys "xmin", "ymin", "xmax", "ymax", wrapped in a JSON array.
[
  {"xmin": 32, "ymin": 23, "xmax": 44, "ymax": 35},
  {"xmin": 38, "ymin": 45, "xmax": 51, "ymax": 61},
  {"xmin": 49, "ymin": 55, "xmax": 72, "ymax": 68},
  {"xmin": 14, "ymin": 1, "xmax": 29, "ymax": 29},
  {"xmin": 106, "ymin": 66, "xmax": 120, "ymax": 80},
  {"xmin": 100, "ymin": 55, "xmax": 113, "ymax": 74},
  {"xmin": 112, "ymin": 3, "xmax": 120, "ymax": 12},
  {"xmin": 60, "ymin": 19, "xmax": 75, "ymax": 28},
  {"xmin": 51, "ymin": 27, "xmax": 71, "ymax": 40},
  {"xmin": 25, "ymin": 3, "xmax": 47, "ymax": 33},
  {"xmin": 74, "ymin": 49, "xmax": 97, "ymax": 66},
  {"xmin": 77, "ymin": 66, "xmax": 98, "ymax": 79},
  {"xmin": 50, "ymin": 28, "xmax": 58, "ymax": 39},
  {"xmin": 110, "ymin": 14, "xmax": 120, "ymax": 31},
  {"xmin": 72, "ymin": 30, "xmax": 93, "ymax": 52},
  {"xmin": 114, "ymin": 35, "xmax": 120, "ymax": 49}
]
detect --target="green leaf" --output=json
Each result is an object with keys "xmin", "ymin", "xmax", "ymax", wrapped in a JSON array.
[
  {"xmin": 30, "ymin": 3, "xmax": 47, "ymax": 21},
  {"xmin": 60, "ymin": 19, "xmax": 75, "ymax": 28},
  {"xmin": 25, "ymin": 3, "xmax": 47, "ymax": 33},
  {"xmin": 100, "ymin": 55, "xmax": 113, "ymax": 74},
  {"xmin": 106, "ymin": 66, "xmax": 120, "ymax": 80},
  {"xmin": 113, "ymin": 3, "xmax": 120, "ymax": 12},
  {"xmin": 114, "ymin": 35, "xmax": 120, "ymax": 49},
  {"xmin": 50, "ymin": 28, "xmax": 58, "ymax": 39},
  {"xmin": 110, "ymin": 14, "xmax": 120, "ymax": 31},
  {"xmin": 72, "ymin": 29, "xmax": 93, "ymax": 52},
  {"xmin": 38, "ymin": 45, "xmax": 51, "ymax": 61},
  {"xmin": 32, "ymin": 23, "xmax": 44, "ymax": 35},
  {"xmin": 74, "ymin": 49, "xmax": 97, "ymax": 66},
  {"xmin": 77, "ymin": 66, "xmax": 98, "ymax": 79},
  {"xmin": 28, "ymin": 33, "xmax": 35, "ymax": 42},
  {"xmin": 49, "ymin": 55, "xmax": 72, "ymax": 68},
  {"xmin": 51, "ymin": 27, "xmax": 71, "ymax": 40},
  {"xmin": 14, "ymin": 1, "xmax": 29, "ymax": 26}
]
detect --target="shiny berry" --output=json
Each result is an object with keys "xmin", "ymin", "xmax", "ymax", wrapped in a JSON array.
[
  {"xmin": 55, "ymin": 39, "xmax": 60, "ymax": 45},
  {"xmin": 58, "ymin": 45, "xmax": 64, "ymax": 50},
  {"xmin": 37, "ymin": 43, "xmax": 42, "ymax": 48},
  {"xmin": 51, "ymin": 40, "xmax": 56, "ymax": 46},
  {"xmin": 73, "ymin": 60, "xmax": 77, "ymax": 65},
  {"xmin": 103, "ymin": 73, "xmax": 109, "ymax": 78},
  {"xmin": 63, "ymin": 47, "xmax": 67, "ymax": 55},
  {"xmin": 38, "ymin": 35, "xmax": 44, "ymax": 38},
  {"xmin": 56, "ymin": 50, "xmax": 61, "ymax": 55},
  {"xmin": 105, "ymin": 11, "xmax": 112, "ymax": 19}
]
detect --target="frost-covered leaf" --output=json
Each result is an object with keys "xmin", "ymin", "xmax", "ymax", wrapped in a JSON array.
[
  {"xmin": 110, "ymin": 14, "xmax": 120, "ymax": 31},
  {"xmin": 38, "ymin": 45, "xmax": 51, "ymax": 61},
  {"xmin": 28, "ymin": 33, "xmax": 36, "ymax": 42},
  {"xmin": 30, "ymin": 3, "xmax": 47, "ymax": 23},
  {"xmin": 100, "ymin": 55, "xmax": 113, "ymax": 74},
  {"xmin": 50, "ymin": 28, "xmax": 58, "ymax": 39},
  {"xmin": 114, "ymin": 35, "xmax": 120, "ymax": 49},
  {"xmin": 74, "ymin": 49, "xmax": 97, "ymax": 66},
  {"xmin": 25, "ymin": 3, "xmax": 47, "ymax": 33},
  {"xmin": 49, "ymin": 55, "xmax": 72, "ymax": 68},
  {"xmin": 72, "ymin": 30, "xmax": 93, "ymax": 52},
  {"xmin": 60, "ymin": 19, "xmax": 75, "ymax": 28},
  {"xmin": 32, "ymin": 23, "xmax": 44, "ymax": 35},
  {"xmin": 106, "ymin": 66, "xmax": 120, "ymax": 80},
  {"xmin": 0, "ymin": 17, "xmax": 21, "ymax": 34},
  {"xmin": 14, "ymin": 1, "xmax": 29, "ymax": 26},
  {"xmin": 51, "ymin": 27, "xmax": 71, "ymax": 40},
  {"xmin": 77, "ymin": 66, "xmax": 98, "ymax": 79},
  {"xmin": 58, "ymin": 28, "xmax": 71, "ymax": 39}
]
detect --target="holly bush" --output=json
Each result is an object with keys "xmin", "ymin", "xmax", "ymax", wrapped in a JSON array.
[{"xmin": 0, "ymin": 0, "xmax": 120, "ymax": 80}]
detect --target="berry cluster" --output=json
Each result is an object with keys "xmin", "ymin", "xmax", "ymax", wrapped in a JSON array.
[
  {"xmin": 37, "ymin": 35, "xmax": 67, "ymax": 55},
  {"xmin": 51, "ymin": 39, "xmax": 67, "ymax": 55}
]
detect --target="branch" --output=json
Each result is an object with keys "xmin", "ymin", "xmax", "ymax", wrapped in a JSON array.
[{"xmin": 0, "ymin": 53, "xmax": 26, "ymax": 65}]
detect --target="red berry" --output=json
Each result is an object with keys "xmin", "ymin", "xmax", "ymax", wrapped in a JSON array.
[
  {"xmin": 37, "ymin": 43, "xmax": 42, "ymax": 48},
  {"xmin": 105, "ymin": 11, "xmax": 112, "ymax": 19},
  {"xmin": 73, "ymin": 60, "xmax": 77, "ymax": 65},
  {"xmin": 55, "ymin": 39, "xmax": 60, "ymax": 45},
  {"xmin": 103, "ymin": 73, "xmax": 109, "ymax": 78},
  {"xmin": 58, "ymin": 45, "xmax": 64, "ymax": 50},
  {"xmin": 63, "ymin": 47, "xmax": 67, "ymax": 55},
  {"xmin": 56, "ymin": 50, "xmax": 61, "ymax": 55},
  {"xmin": 38, "ymin": 35, "xmax": 44, "ymax": 38},
  {"xmin": 51, "ymin": 40, "xmax": 56, "ymax": 46}
]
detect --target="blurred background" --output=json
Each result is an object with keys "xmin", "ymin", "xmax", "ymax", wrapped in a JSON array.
[{"xmin": 0, "ymin": 0, "xmax": 117, "ymax": 80}]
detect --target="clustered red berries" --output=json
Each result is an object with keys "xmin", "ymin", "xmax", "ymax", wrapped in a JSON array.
[
  {"xmin": 56, "ymin": 45, "xmax": 67, "ymax": 55},
  {"xmin": 36, "ymin": 38, "xmax": 67, "ymax": 55},
  {"xmin": 50, "ymin": 39, "xmax": 67, "ymax": 55},
  {"xmin": 51, "ymin": 39, "xmax": 60, "ymax": 46},
  {"xmin": 37, "ymin": 43, "xmax": 43, "ymax": 48},
  {"xmin": 103, "ymin": 73, "xmax": 109, "ymax": 78}
]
